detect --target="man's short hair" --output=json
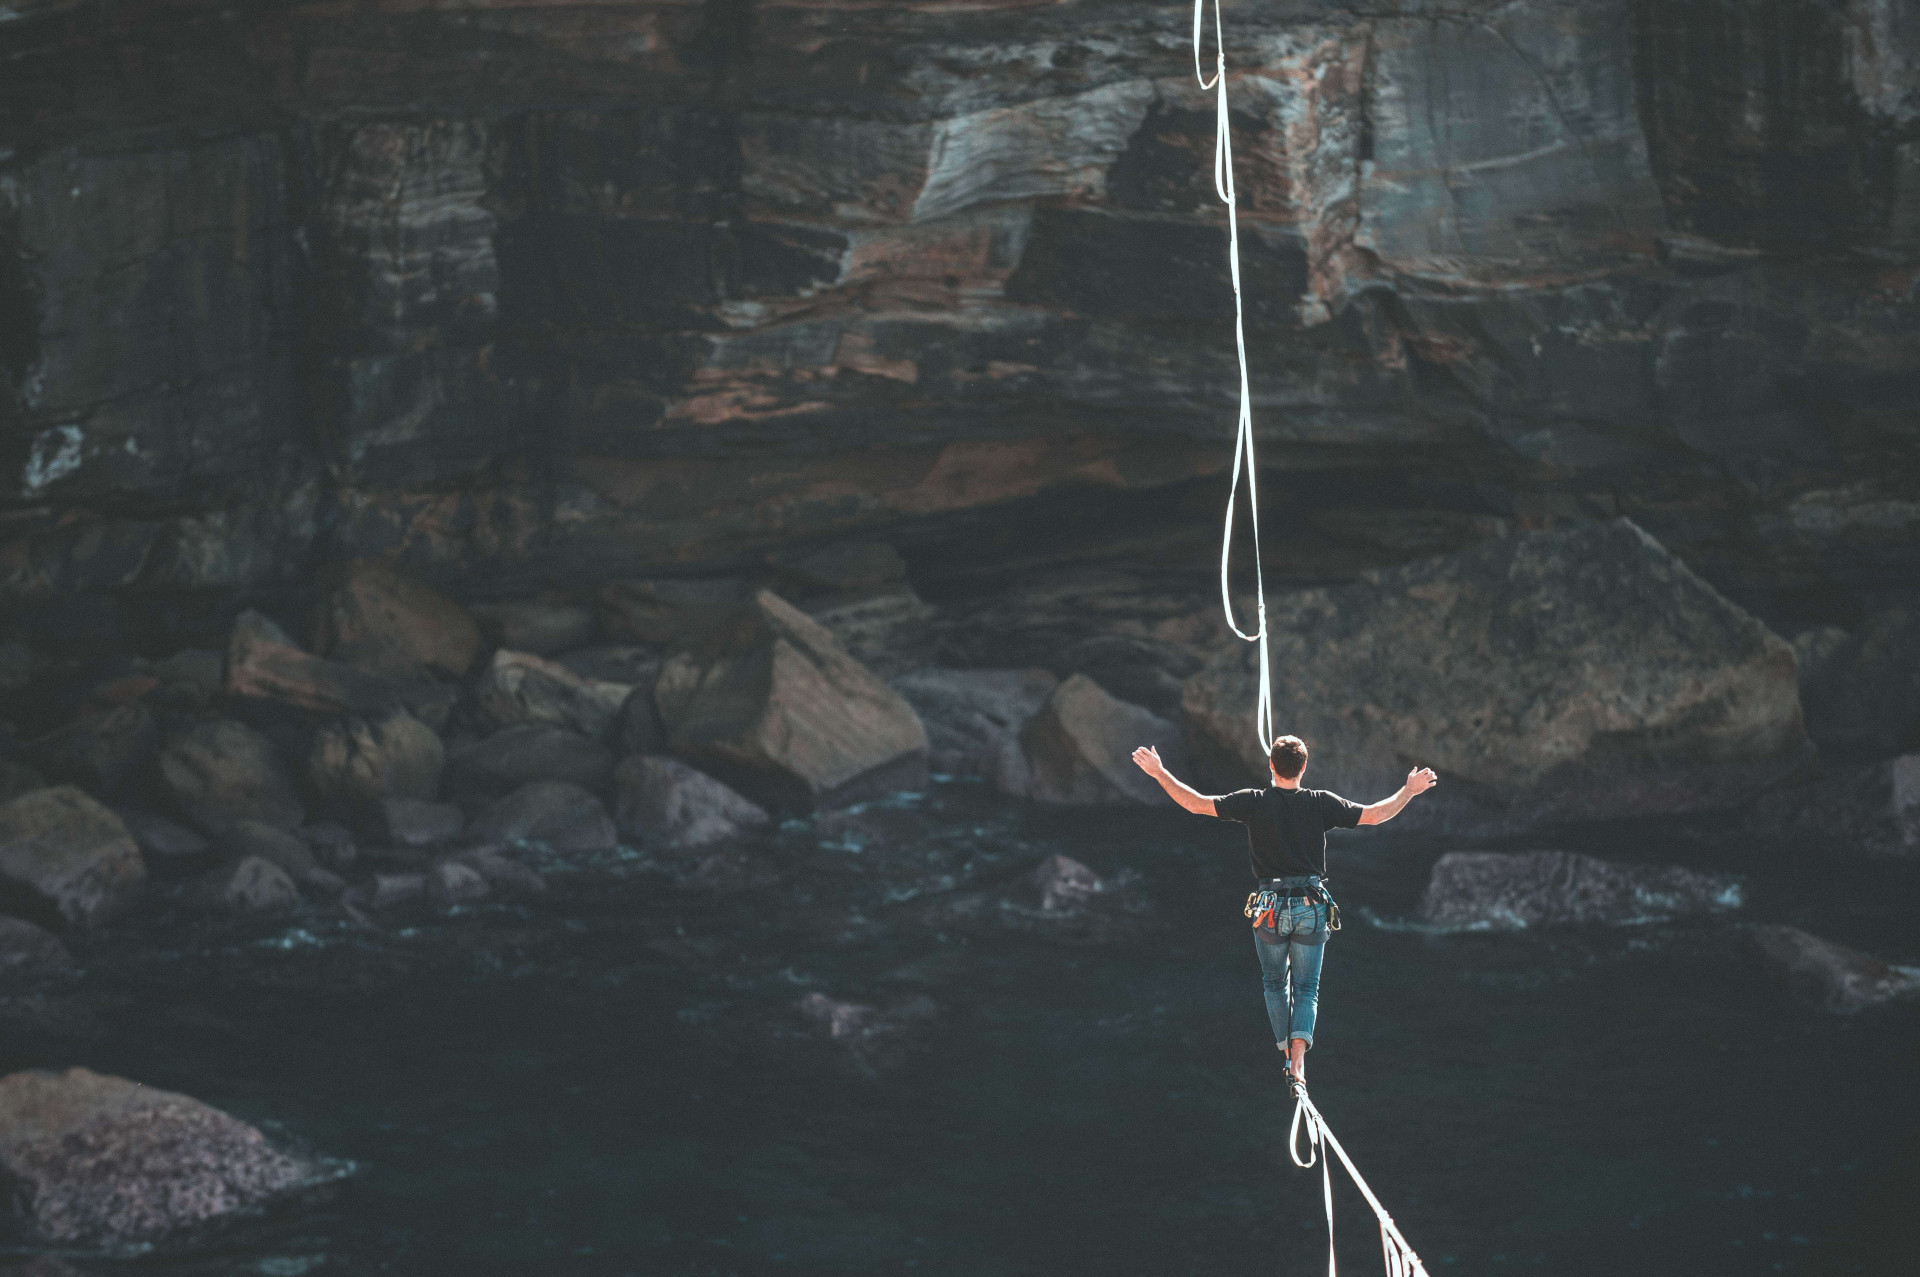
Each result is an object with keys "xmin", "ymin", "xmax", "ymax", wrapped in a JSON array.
[{"xmin": 1269, "ymin": 735, "xmax": 1308, "ymax": 780}]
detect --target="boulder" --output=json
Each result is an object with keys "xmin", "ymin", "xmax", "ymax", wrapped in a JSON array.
[
  {"xmin": 26, "ymin": 703, "xmax": 159, "ymax": 797},
  {"xmin": 426, "ymin": 859, "xmax": 489, "ymax": 907},
  {"xmin": 1796, "ymin": 595, "xmax": 1920, "ymax": 759},
  {"xmin": 1895, "ymin": 754, "xmax": 1920, "ymax": 851},
  {"xmin": 452, "ymin": 848, "xmax": 547, "ymax": 896},
  {"xmin": 443, "ymin": 726, "xmax": 615, "ymax": 796},
  {"xmin": 306, "ymin": 710, "xmax": 445, "ymax": 814},
  {"xmin": 0, "ymin": 917, "xmax": 73, "ymax": 982},
  {"xmin": 597, "ymin": 577, "xmax": 748, "ymax": 645},
  {"xmin": 198, "ymin": 856, "xmax": 302, "ymax": 914},
  {"xmin": 226, "ymin": 610, "xmax": 433, "ymax": 722},
  {"xmin": 297, "ymin": 822, "xmax": 358, "ymax": 872},
  {"xmin": 216, "ymin": 821, "xmax": 321, "ymax": 884},
  {"xmin": 1749, "ymin": 926, "xmax": 1920, "ymax": 1013},
  {"xmin": 794, "ymin": 992, "xmax": 937, "ymax": 1076},
  {"xmin": 1031, "ymin": 854, "xmax": 1102, "ymax": 912},
  {"xmin": 890, "ymin": 668, "xmax": 1057, "ymax": 779},
  {"xmin": 612, "ymin": 755, "xmax": 771, "ymax": 850},
  {"xmin": 617, "ymin": 683, "xmax": 667, "ymax": 757},
  {"xmin": 0, "ymin": 761, "xmax": 47, "ymax": 804},
  {"xmin": 149, "ymin": 648, "xmax": 225, "ymax": 710},
  {"xmin": 654, "ymin": 589, "xmax": 929, "ymax": 813},
  {"xmin": 468, "ymin": 597, "xmax": 598, "ymax": 655},
  {"xmin": 359, "ymin": 872, "xmax": 426, "ymax": 911},
  {"xmin": 158, "ymin": 719, "xmax": 304, "ymax": 834},
  {"xmin": 556, "ymin": 645, "xmax": 661, "ymax": 685},
  {"xmin": 769, "ymin": 541, "xmax": 907, "ymax": 593},
  {"xmin": 311, "ymin": 558, "xmax": 481, "ymax": 680},
  {"xmin": 1185, "ymin": 521, "xmax": 1810, "ymax": 833},
  {"xmin": 474, "ymin": 649, "xmax": 634, "ymax": 740},
  {"xmin": 0, "ymin": 1067, "xmax": 314, "ymax": 1247},
  {"xmin": 113, "ymin": 807, "xmax": 212, "ymax": 865},
  {"xmin": 0, "ymin": 787, "xmax": 145, "ymax": 928},
  {"xmin": 1419, "ymin": 851, "xmax": 1743, "ymax": 929},
  {"xmin": 378, "ymin": 798, "xmax": 464, "ymax": 848},
  {"xmin": 468, "ymin": 781, "xmax": 618, "ymax": 853},
  {"xmin": 1018, "ymin": 674, "xmax": 1185, "ymax": 805}
]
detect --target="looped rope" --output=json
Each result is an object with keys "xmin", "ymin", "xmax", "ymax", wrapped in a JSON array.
[
  {"xmin": 1288, "ymin": 1076, "xmax": 1430, "ymax": 1277},
  {"xmin": 1192, "ymin": 0, "xmax": 1273, "ymax": 753}
]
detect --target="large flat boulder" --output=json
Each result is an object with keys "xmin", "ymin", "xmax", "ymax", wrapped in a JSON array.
[
  {"xmin": 1419, "ymin": 850, "xmax": 1742, "ymax": 929},
  {"xmin": 612, "ymin": 755, "xmax": 771, "ymax": 850},
  {"xmin": 227, "ymin": 611, "xmax": 453, "ymax": 726},
  {"xmin": 0, "ymin": 1068, "xmax": 316, "ymax": 1247},
  {"xmin": 474, "ymin": 649, "xmax": 634, "ymax": 741},
  {"xmin": 311, "ymin": 558, "xmax": 481, "ymax": 680},
  {"xmin": 157, "ymin": 719, "xmax": 305, "ymax": 834},
  {"xmin": 890, "ymin": 668, "xmax": 1057, "ymax": 779},
  {"xmin": 306, "ymin": 710, "xmax": 445, "ymax": 814},
  {"xmin": 1748, "ymin": 925, "xmax": 1920, "ymax": 1013},
  {"xmin": 1018, "ymin": 673, "xmax": 1186, "ymax": 805},
  {"xmin": 654, "ymin": 590, "xmax": 928, "ymax": 813},
  {"xmin": 1185, "ymin": 521, "xmax": 1810, "ymax": 833},
  {"xmin": 0, "ymin": 787, "xmax": 145, "ymax": 928}
]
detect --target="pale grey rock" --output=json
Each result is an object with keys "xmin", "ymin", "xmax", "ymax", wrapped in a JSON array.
[
  {"xmin": 113, "ymin": 807, "xmax": 211, "ymax": 863},
  {"xmin": 612, "ymin": 755, "xmax": 770, "ymax": 850},
  {"xmin": 1420, "ymin": 851, "xmax": 1743, "ymax": 929},
  {"xmin": 198, "ymin": 856, "xmax": 301, "ymax": 915},
  {"xmin": 444, "ymin": 725, "xmax": 615, "ymax": 797},
  {"xmin": 361, "ymin": 872, "xmax": 426, "ymax": 911},
  {"xmin": 655, "ymin": 590, "xmax": 928, "ymax": 813},
  {"xmin": 217, "ymin": 821, "xmax": 320, "ymax": 884},
  {"xmin": 0, "ymin": 787, "xmax": 145, "ymax": 928},
  {"xmin": 426, "ymin": 859, "xmax": 489, "ymax": 907},
  {"xmin": 378, "ymin": 798, "xmax": 464, "ymax": 848},
  {"xmin": 474, "ymin": 649, "xmax": 634, "ymax": 741},
  {"xmin": 452, "ymin": 847, "xmax": 546, "ymax": 896},
  {"xmin": 469, "ymin": 781, "xmax": 617, "ymax": 853},
  {"xmin": 158, "ymin": 720, "xmax": 305, "ymax": 834},
  {"xmin": 0, "ymin": 1067, "xmax": 316, "ymax": 1247},
  {"xmin": 1019, "ymin": 674, "xmax": 1184, "ymax": 806},
  {"xmin": 1031, "ymin": 854, "xmax": 1101, "ymax": 912},
  {"xmin": 1749, "ymin": 925, "xmax": 1920, "ymax": 1013},
  {"xmin": 1186, "ymin": 522, "xmax": 1810, "ymax": 834}
]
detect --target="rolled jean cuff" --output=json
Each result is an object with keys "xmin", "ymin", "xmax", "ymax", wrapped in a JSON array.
[{"xmin": 1287, "ymin": 1032, "xmax": 1313, "ymax": 1049}]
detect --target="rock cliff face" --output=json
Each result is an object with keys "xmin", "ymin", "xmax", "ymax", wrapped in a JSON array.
[{"xmin": 0, "ymin": 0, "xmax": 1914, "ymax": 660}]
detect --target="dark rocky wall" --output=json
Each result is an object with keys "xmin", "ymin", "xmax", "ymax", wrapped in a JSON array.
[{"xmin": 0, "ymin": 0, "xmax": 1915, "ymax": 649}]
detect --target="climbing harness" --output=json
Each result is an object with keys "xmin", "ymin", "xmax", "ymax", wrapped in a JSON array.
[
  {"xmin": 1288, "ymin": 1073, "xmax": 1431, "ymax": 1277},
  {"xmin": 1244, "ymin": 880, "xmax": 1342, "ymax": 935},
  {"xmin": 1194, "ymin": 8, "xmax": 1427, "ymax": 1275},
  {"xmin": 1193, "ymin": 0, "xmax": 1274, "ymax": 756}
]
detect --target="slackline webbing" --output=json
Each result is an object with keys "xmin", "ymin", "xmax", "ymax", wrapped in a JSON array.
[
  {"xmin": 1192, "ymin": 0, "xmax": 1274, "ymax": 755},
  {"xmin": 1193, "ymin": 7, "xmax": 1431, "ymax": 1275}
]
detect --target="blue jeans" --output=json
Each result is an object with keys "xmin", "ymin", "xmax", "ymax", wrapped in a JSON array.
[{"xmin": 1252, "ymin": 879, "xmax": 1328, "ymax": 1049}]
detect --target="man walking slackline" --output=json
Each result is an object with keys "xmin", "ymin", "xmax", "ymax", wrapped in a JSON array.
[{"xmin": 1132, "ymin": 737, "xmax": 1437, "ymax": 1083}]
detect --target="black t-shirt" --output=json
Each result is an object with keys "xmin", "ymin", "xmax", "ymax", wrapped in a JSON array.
[{"xmin": 1215, "ymin": 786, "xmax": 1365, "ymax": 880}]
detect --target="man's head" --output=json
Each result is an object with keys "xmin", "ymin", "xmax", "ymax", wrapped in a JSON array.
[{"xmin": 1269, "ymin": 735, "xmax": 1308, "ymax": 783}]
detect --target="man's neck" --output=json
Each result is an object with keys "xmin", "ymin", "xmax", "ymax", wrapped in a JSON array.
[{"xmin": 1270, "ymin": 774, "xmax": 1300, "ymax": 790}]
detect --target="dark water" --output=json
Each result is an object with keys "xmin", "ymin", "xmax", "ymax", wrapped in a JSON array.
[{"xmin": 5, "ymin": 782, "xmax": 1917, "ymax": 1276}]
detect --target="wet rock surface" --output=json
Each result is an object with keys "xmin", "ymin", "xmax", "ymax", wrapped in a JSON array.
[
  {"xmin": 1420, "ymin": 850, "xmax": 1743, "ymax": 929},
  {"xmin": 892, "ymin": 668, "xmax": 1057, "ymax": 781},
  {"xmin": 1018, "ymin": 674, "xmax": 1185, "ymax": 806},
  {"xmin": 1748, "ymin": 925, "xmax": 1920, "ymax": 1014},
  {"xmin": 156, "ymin": 720, "xmax": 305, "ymax": 835},
  {"xmin": 0, "ymin": 788, "xmax": 145, "ymax": 928},
  {"xmin": 0, "ymin": 1068, "xmax": 317, "ymax": 1248},
  {"xmin": 612, "ymin": 756, "xmax": 770, "ymax": 852},
  {"xmin": 469, "ymin": 782, "xmax": 617, "ymax": 854}
]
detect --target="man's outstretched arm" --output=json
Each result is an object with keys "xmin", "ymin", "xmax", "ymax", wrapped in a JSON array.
[
  {"xmin": 1130, "ymin": 746, "xmax": 1218, "ymax": 816},
  {"xmin": 1357, "ymin": 767, "xmax": 1439, "ymax": 825}
]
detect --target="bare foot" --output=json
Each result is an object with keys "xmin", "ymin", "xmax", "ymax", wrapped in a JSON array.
[{"xmin": 1287, "ymin": 1037, "xmax": 1307, "ymax": 1083}]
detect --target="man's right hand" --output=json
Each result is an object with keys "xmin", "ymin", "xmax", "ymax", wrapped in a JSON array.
[
  {"xmin": 1405, "ymin": 766, "xmax": 1438, "ymax": 796},
  {"xmin": 1131, "ymin": 745, "xmax": 1165, "ymax": 777}
]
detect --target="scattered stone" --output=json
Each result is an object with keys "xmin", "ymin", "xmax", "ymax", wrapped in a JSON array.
[
  {"xmin": 217, "ymin": 820, "xmax": 321, "ymax": 883},
  {"xmin": 306, "ymin": 710, "xmax": 445, "ymax": 814},
  {"xmin": 468, "ymin": 597, "xmax": 597, "ymax": 655},
  {"xmin": 360, "ymin": 872, "xmax": 427, "ymax": 911},
  {"xmin": 452, "ymin": 847, "xmax": 547, "ymax": 895},
  {"xmin": 443, "ymin": 725, "xmax": 615, "ymax": 797},
  {"xmin": 158, "ymin": 719, "xmax": 305, "ymax": 834},
  {"xmin": 684, "ymin": 847, "xmax": 781, "ymax": 892},
  {"xmin": 794, "ymin": 991, "xmax": 936, "ymax": 1077},
  {"xmin": 426, "ymin": 859, "xmax": 489, "ymax": 907},
  {"xmin": 27, "ymin": 703, "xmax": 160, "ymax": 797},
  {"xmin": 0, "ymin": 1067, "xmax": 315, "ymax": 1247},
  {"xmin": 1186, "ymin": 521, "xmax": 1811, "ymax": 833},
  {"xmin": 0, "ymin": 917, "xmax": 73, "ymax": 982},
  {"xmin": 1419, "ymin": 851, "xmax": 1743, "ymax": 929},
  {"xmin": 890, "ymin": 667, "xmax": 1057, "ymax": 779},
  {"xmin": 0, "ymin": 760, "xmax": 47, "ymax": 804},
  {"xmin": 655, "ymin": 589, "xmax": 929, "ymax": 813},
  {"xmin": 769, "ymin": 541, "xmax": 907, "ymax": 593},
  {"xmin": 468, "ymin": 781, "xmax": 618, "ymax": 853},
  {"xmin": 598, "ymin": 577, "xmax": 748, "ymax": 645},
  {"xmin": 113, "ymin": 807, "xmax": 212, "ymax": 864},
  {"xmin": 1749, "ymin": 925, "xmax": 1920, "ymax": 1014},
  {"xmin": 1018, "ymin": 673, "xmax": 1186, "ymax": 805},
  {"xmin": 612, "ymin": 755, "xmax": 771, "ymax": 850},
  {"xmin": 474, "ymin": 649, "xmax": 634, "ymax": 741},
  {"xmin": 0, "ymin": 787, "xmax": 145, "ymax": 928},
  {"xmin": 226, "ymin": 610, "xmax": 424, "ymax": 721},
  {"xmin": 1031, "ymin": 854, "xmax": 1101, "ymax": 912},
  {"xmin": 198, "ymin": 856, "xmax": 302, "ymax": 915},
  {"xmin": 312, "ymin": 558, "xmax": 482, "ymax": 680},
  {"xmin": 297, "ymin": 822, "xmax": 357, "ymax": 872},
  {"xmin": 378, "ymin": 797, "xmax": 464, "ymax": 848}
]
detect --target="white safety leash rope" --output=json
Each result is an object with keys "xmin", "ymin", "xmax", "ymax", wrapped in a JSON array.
[
  {"xmin": 1289, "ymin": 1079, "xmax": 1430, "ymax": 1277},
  {"xmin": 1193, "ymin": 0, "xmax": 1274, "ymax": 753}
]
